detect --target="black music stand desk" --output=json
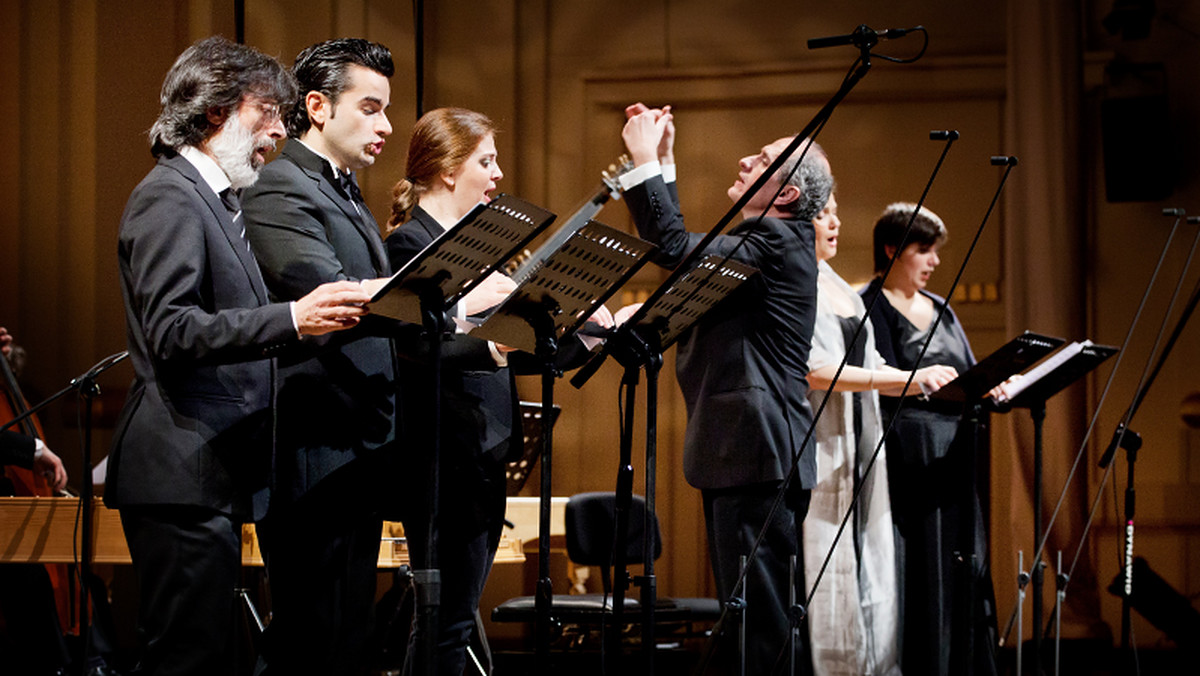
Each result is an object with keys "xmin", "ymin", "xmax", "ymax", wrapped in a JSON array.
[{"xmin": 472, "ymin": 219, "xmax": 655, "ymax": 669}]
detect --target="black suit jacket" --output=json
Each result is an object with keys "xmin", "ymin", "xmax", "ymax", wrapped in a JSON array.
[
  {"xmin": 241, "ymin": 140, "xmax": 398, "ymax": 510},
  {"xmin": 385, "ymin": 206, "xmax": 523, "ymax": 471},
  {"xmin": 108, "ymin": 152, "xmax": 296, "ymax": 521},
  {"xmin": 0, "ymin": 430, "xmax": 35, "ymax": 469},
  {"xmin": 623, "ymin": 175, "xmax": 818, "ymax": 491}
]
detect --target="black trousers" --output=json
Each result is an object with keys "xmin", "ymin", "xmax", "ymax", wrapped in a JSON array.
[
  {"xmin": 702, "ymin": 480, "xmax": 812, "ymax": 676},
  {"xmin": 121, "ymin": 505, "xmax": 241, "ymax": 676},
  {"xmin": 0, "ymin": 564, "xmax": 71, "ymax": 675},
  {"xmin": 255, "ymin": 476, "xmax": 383, "ymax": 676}
]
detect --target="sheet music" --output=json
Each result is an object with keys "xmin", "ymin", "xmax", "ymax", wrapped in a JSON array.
[
  {"xmin": 633, "ymin": 254, "xmax": 759, "ymax": 351},
  {"xmin": 993, "ymin": 340, "xmax": 1091, "ymax": 404},
  {"xmin": 471, "ymin": 221, "xmax": 654, "ymax": 353},
  {"xmin": 369, "ymin": 194, "xmax": 555, "ymax": 322},
  {"xmin": 508, "ymin": 156, "xmax": 632, "ymax": 287}
]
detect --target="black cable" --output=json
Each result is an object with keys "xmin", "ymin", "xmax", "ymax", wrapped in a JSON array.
[
  {"xmin": 800, "ymin": 132, "xmax": 960, "ymax": 618},
  {"xmin": 413, "ymin": 0, "xmax": 425, "ymax": 118},
  {"xmin": 871, "ymin": 26, "xmax": 929, "ymax": 64}
]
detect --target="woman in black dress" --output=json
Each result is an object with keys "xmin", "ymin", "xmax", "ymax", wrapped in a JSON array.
[
  {"xmin": 860, "ymin": 203, "xmax": 998, "ymax": 676},
  {"xmin": 384, "ymin": 108, "xmax": 614, "ymax": 674},
  {"xmin": 384, "ymin": 108, "xmax": 521, "ymax": 676}
]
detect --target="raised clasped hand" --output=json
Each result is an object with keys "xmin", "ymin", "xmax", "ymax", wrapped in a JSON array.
[{"xmin": 622, "ymin": 103, "xmax": 674, "ymax": 167}]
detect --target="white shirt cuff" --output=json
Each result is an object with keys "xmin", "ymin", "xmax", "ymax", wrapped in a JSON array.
[
  {"xmin": 578, "ymin": 334, "xmax": 603, "ymax": 352},
  {"xmin": 619, "ymin": 161, "xmax": 663, "ymax": 191},
  {"xmin": 488, "ymin": 341, "xmax": 508, "ymax": 367},
  {"xmin": 288, "ymin": 301, "xmax": 300, "ymax": 336}
]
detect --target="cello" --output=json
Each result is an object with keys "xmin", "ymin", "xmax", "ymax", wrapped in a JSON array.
[{"xmin": 0, "ymin": 336, "xmax": 80, "ymax": 636}]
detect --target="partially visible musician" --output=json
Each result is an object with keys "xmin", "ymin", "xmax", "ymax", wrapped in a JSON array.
[
  {"xmin": 0, "ymin": 326, "xmax": 70, "ymax": 675},
  {"xmin": 0, "ymin": 430, "xmax": 65, "ymax": 490},
  {"xmin": 1, "ymin": 328, "xmax": 67, "ymax": 490}
]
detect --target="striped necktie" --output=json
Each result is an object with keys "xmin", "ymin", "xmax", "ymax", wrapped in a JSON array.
[{"xmin": 219, "ymin": 187, "xmax": 250, "ymax": 251}]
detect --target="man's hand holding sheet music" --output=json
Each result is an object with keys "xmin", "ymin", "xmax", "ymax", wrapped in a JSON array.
[
  {"xmin": 613, "ymin": 302, "xmax": 643, "ymax": 327},
  {"xmin": 462, "ymin": 271, "xmax": 517, "ymax": 316}
]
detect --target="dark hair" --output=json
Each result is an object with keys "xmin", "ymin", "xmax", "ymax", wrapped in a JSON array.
[
  {"xmin": 287, "ymin": 38, "xmax": 394, "ymax": 138},
  {"xmin": 149, "ymin": 36, "xmax": 297, "ymax": 157},
  {"xmin": 388, "ymin": 108, "xmax": 497, "ymax": 228},
  {"xmin": 871, "ymin": 202, "xmax": 948, "ymax": 274}
]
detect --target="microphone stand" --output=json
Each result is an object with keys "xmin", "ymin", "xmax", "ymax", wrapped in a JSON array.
[
  {"xmin": 1, "ymin": 350, "xmax": 128, "ymax": 676},
  {"xmin": 796, "ymin": 129, "xmax": 958, "ymax": 666},
  {"xmin": 788, "ymin": 152, "xmax": 1018, "ymax": 676},
  {"xmin": 996, "ymin": 210, "xmax": 1191, "ymax": 657},
  {"xmin": 1095, "ymin": 213, "xmax": 1200, "ymax": 673},
  {"xmin": 569, "ymin": 26, "xmax": 927, "ymax": 676},
  {"xmin": 1031, "ymin": 400, "xmax": 1045, "ymax": 671}
]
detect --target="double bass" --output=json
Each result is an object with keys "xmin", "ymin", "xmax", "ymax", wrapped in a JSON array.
[{"xmin": 0, "ymin": 337, "xmax": 79, "ymax": 635}]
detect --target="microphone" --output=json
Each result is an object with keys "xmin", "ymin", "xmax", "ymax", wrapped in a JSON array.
[
  {"xmin": 929, "ymin": 130, "xmax": 959, "ymax": 141},
  {"xmin": 991, "ymin": 155, "xmax": 1018, "ymax": 166},
  {"xmin": 808, "ymin": 25, "xmax": 915, "ymax": 50},
  {"xmin": 1162, "ymin": 207, "xmax": 1185, "ymax": 217}
]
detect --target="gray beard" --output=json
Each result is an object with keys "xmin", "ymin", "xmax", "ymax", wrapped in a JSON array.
[{"xmin": 210, "ymin": 109, "xmax": 263, "ymax": 190}]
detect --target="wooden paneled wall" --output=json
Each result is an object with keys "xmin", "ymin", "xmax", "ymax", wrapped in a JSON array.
[{"xmin": 2, "ymin": 0, "xmax": 1198, "ymax": 650}]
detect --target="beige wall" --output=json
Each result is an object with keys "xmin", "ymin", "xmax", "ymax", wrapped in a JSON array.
[{"xmin": 2, "ymin": 0, "xmax": 1198, "ymax": 652}]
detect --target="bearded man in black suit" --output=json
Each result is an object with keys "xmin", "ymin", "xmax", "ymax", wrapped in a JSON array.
[
  {"xmin": 240, "ymin": 38, "xmax": 400, "ymax": 676},
  {"xmin": 108, "ymin": 36, "xmax": 370, "ymax": 676},
  {"xmin": 618, "ymin": 103, "xmax": 833, "ymax": 675}
]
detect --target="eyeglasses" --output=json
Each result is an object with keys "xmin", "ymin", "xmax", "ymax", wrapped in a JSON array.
[
  {"xmin": 253, "ymin": 101, "xmax": 282, "ymax": 123},
  {"xmin": 241, "ymin": 98, "xmax": 282, "ymax": 124}
]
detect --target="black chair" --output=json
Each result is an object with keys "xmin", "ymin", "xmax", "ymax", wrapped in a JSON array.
[{"xmin": 491, "ymin": 491, "xmax": 720, "ymax": 648}]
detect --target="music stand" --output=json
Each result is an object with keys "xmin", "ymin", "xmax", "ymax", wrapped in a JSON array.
[
  {"xmin": 506, "ymin": 402, "xmax": 561, "ymax": 496},
  {"xmin": 507, "ymin": 156, "xmax": 632, "ymax": 288},
  {"xmin": 471, "ymin": 220, "xmax": 655, "ymax": 669},
  {"xmin": 370, "ymin": 194, "xmax": 555, "ymax": 322},
  {"xmin": 926, "ymin": 331, "xmax": 1062, "ymax": 673},
  {"xmin": 628, "ymin": 254, "xmax": 759, "ymax": 353},
  {"xmin": 370, "ymin": 194, "xmax": 556, "ymax": 676},
  {"xmin": 926, "ymin": 332, "xmax": 1064, "ymax": 405},
  {"xmin": 1000, "ymin": 340, "xmax": 1117, "ymax": 673},
  {"xmin": 567, "ymin": 253, "xmax": 759, "ymax": 672}
]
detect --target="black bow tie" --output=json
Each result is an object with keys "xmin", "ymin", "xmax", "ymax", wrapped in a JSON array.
[{"xmin": 335, "ymin": 170, "xmax": 364, "ymax": 204}]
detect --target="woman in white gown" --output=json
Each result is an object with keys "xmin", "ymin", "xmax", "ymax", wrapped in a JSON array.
[{"xmin": 802, "ymin": 193, "xmax": 957, "ymax": 676}]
